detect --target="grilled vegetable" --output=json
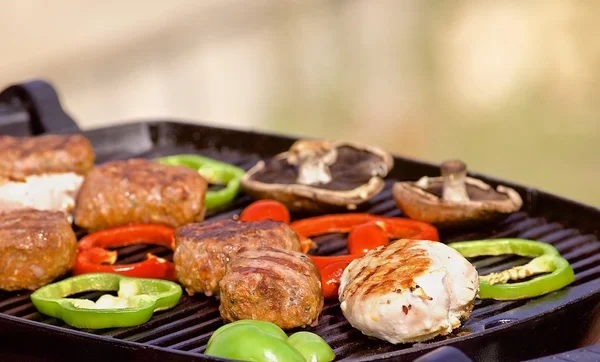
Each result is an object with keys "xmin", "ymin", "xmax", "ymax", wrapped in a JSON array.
[
  {"xmin": 205, "ymin": 320, "xmax": 335, "ymax": 362},
  {"xmin": 239, "ymin": 199, "xmax": 291, "ymax": 224},
  {"xmin": 287, "ymin": 332, "xmax": 336, "ymax": 362},
  {"xmin": 30, "ymin": 273, "xmax": 182, "ymax": 329},
  {"xmin": 290, "ymin": 214, "xmax": 439, "ymax": 299},
  {"xmin": 347, "ymin": 221, "xmax": 389, "ymax": 257},
  {"xmin": 72, "ymin": 224, "xmax": 176, "ymax": 281},
  {"xmin": 241, "ymin": 139, "xmax": 394, "ymax": 213},
  {"xmin": 448, "ymin": 238, "xmax": 575, "ymax": 300},
  {"xmin": 393, "ymin": 160, "xmax": 523, "ymax": 230},
  {"xmin": 156, "ymin": 154, "xmax": 244, "ymax": 210}
]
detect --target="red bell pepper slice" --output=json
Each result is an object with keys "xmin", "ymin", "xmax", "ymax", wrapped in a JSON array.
[
  {"xmin": 290, "ymin": 214, "xmax": 439, "ymax": 299},
  {"xmin": 239, "ymin": 200, "xmax": 291, "ymax": 224},
  {"xmin": 347, "ymin": 221, "xmax": 390, "ymax": 256},
  {"xmin": 73, "ymin": 224, "xmax": 177, "ymax": 281}
]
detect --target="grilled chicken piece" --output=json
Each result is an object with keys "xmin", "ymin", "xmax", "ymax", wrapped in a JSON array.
[
  {"xmin": 74, "ymin": 159, "xmax": 208, "ymax": 232},
  {"xmin": 339, "ymin": 239, "xmax": 478, "ymax": 344},
  {"xmin": 219, "ymin": 247, "xmax": 323, "ymax": 329},
  {"xmin": 0, "ymin": 208, "xmax": 78, "ymax": 291},
  {"xmin": 174, "ymin": 219, "xmax": 302, "ymax": 296},
  {"xmin": 0, "ymin": 134, "xmax": 95, "ymax": 222}
]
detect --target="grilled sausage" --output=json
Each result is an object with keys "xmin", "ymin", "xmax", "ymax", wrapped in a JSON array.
[
  {"xmin": 0, "ymin": 134, "xmax": 95, "ymax": 221},
  {"xmin": 173, "ymin": 219, "xmax": 302, "ymax": 296},
  {"xmin": 0, "ymin": 209, "xmax": 78, "ymax": 291},
  {"xmin": 219, "ymin": 247, "xmax": 323, "ymax": 329},
  {"xmin": 74, "ymin": 159, "xmax": 208, "ymax": 232},
  {"xmin": 339, "ymin": 239, "xmax": 478, "ymax": 344}
]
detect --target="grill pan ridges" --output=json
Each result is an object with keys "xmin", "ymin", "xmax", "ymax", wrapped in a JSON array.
[{"xmin": 1, "ymin": 121, "xmax": 600, "ymax": 362}]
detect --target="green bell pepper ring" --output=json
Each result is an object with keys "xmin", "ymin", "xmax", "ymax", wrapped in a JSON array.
[
  {"xmin": 205, "ymin": 320, "xmax": 335, "ymax": 362},
  {"xmin": 448, "ymin": 238, "xmax": 575, "ymax": 301},
  {"xmin": 30, "ymin": 273, "xmax": 182, "ymax": 329},
  {"xmin": 156, "ymin": 154, "xmax": 245, "ymax": 210}
]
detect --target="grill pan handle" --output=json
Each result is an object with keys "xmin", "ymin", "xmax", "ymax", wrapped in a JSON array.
[
  {"xmin": 0, "ymin": 79, "xmax": 80, "ymax": 136},
  {"xmin": 413, "ymin": 346, "xmax": 474, "ymax": 362}
]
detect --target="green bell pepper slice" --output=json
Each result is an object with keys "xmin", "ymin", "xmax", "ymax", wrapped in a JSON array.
[
  {"xmin": 288, "ymin": 331, "xmax": 336, "ymax": 362},
  {"xmin": 448, "ymin": 238, "xmax": 575, "ymax": 300},
  {"xmin": 156, "ymin": 154, "xmax": 245, "ymax": 210},
  {"xmin": 30, "ymin": 273, "xmax": 182, "ymax": 329},
  {"xmin": 205, "ymin": 320, "xmax": 335, "ymax": 362}
]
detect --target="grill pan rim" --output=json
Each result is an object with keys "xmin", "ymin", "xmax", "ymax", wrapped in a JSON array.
[{"xmin": 2, "ymin": 118, "xmax": 600, "ymax": 361}]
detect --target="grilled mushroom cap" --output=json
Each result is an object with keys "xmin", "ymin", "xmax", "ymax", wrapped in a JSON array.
[
  {"xmin": 241, "ymin": 140, "xmax": 394, "ymax": 213},
  {"xmin": 393, "ymin": 160, "xmax": 523, "ymax": 229}
]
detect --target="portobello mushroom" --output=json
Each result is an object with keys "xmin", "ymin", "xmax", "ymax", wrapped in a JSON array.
[
  {"xmin": 392, "ymin": 160, "xmax": 523, "ymax": 230},
  {"xmin": 241, "ymin": 140, "xmax": 394, "ymax": 213}
]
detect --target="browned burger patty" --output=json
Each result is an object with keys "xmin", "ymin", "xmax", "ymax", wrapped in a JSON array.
[
  {"xmin": 74, "ymin": 159, "xmax": 208, "ymax": 232},
  {"xmin": 219, "ymin": 247, "xmax": 323, "ymax": 329},
  {"xmin": 0, "ymin": 134, "xmax": 94, "ymax": 179},
  {"xmin": 174, "ymin": 219, "xmax": 302, "ymax": 296},
  {"xmin": 0, "ymin": 208, "xmax": 78, "ymax": 291}
]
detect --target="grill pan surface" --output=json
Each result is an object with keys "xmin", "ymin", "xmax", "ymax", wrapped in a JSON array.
[{"xmin": 1, "ymin": 83, "xmax": 600, "ymax": 362}]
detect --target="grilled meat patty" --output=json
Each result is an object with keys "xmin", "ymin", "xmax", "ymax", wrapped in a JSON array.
[
  {"xmin": 0, "ymin": 134, "xmax": 95, "ymax": 221},
  {"xmin": 339, "ymin": 239, "xmax": 478, "ymax": 344},
  {"xmin": 219, "ymin": 247, "xmax": 323, "ymax": 329},
  {"xmin": 0, "ymin": 208, "xmax": 78, "ymax": 291},
  {"xmin": 174, "ymin": 219, "xmax": 302, "ymax": 296},
  {"xmin": 0, "ymin": 134, "xmax": 94, "ymax": 178},
  {"xmin": 74, "ymin": 159, "xmax": 208, "ymax": 232}
]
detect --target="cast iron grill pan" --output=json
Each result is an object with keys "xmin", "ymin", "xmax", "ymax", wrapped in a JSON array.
[{"xmin": 2, "ymin": 121, "xmax": 600, "ymax": 362}]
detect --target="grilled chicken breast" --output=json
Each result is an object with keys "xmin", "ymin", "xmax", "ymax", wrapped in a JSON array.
[
  {"xmin": 74, "ymin": 159, "xmax": 208, "ymax": 232},
  {"xmin": 339, "ymin": 239, "xmax": 478, "ymax": 344},
  {"xmin": 0, "ymin": 134, "xmax": 95, "ymax": 222},
  {"xmin": 0, "ymin": 208, "xmax": 78, "ymax": 291},
  {"xmin": 219, "ymin": 247, "xmax": 323, "ymax": 329},
  {"xmin": 174, "ymin": 219, "xmax": 302, "ymax": 297}
]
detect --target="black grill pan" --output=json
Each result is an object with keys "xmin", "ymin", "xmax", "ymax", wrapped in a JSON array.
[{"xmin": 1, "ymin": 81, "xmax": 600, "ymax": 362}]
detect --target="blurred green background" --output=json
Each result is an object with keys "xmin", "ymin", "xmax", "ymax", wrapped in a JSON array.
[{"xmin": 1, "ymin": 1, "xmax": 598, "ymax": 206}]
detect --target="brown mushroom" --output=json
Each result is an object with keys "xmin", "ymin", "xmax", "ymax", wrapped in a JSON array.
[
  {"xmin": 392, "ymin": 160, "xmax": 523, "ymax": 230},
  {"xmin": 241, "ymin": 139, "xmax": 394, "ymax": 213}
]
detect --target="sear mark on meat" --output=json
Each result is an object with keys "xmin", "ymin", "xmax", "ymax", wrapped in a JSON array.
[
  {"xmin": 219, "ymin": 246, "xmax": 323, "ymax": 329},
  {"xmin": 339, "ymin": 239, "xmax": 478, "ymax": 344},
  {"xmin": 173, "ymin": 219, "xmax": 302, "ymax": 297}
]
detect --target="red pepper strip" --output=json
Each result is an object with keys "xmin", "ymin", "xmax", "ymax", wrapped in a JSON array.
[
  {"xmin": 239, "ymin": 200, "xmax": 291, "ymax": 224},
  {"xmin": 321, "ymin": 261, "xmax": 352, "ymax": 300},
  {"xmin": 291, "ymin": 214, "xmax": 439, "ymax": 241},
  {"xmin": 347, "ymin": 221, "xmax": 389, "ymax": 257},
  {"xmin": 73, "ymin": 224, "xmax": 177, "ymax": 281},
  {"xmin": 290, "ymin": 214, "xmax": 439, "ymax": 299}
]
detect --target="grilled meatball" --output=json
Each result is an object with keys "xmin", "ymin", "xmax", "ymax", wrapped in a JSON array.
[
  {"xmin": 174, "ymin": 219, "xmax": 302, "ymax": 296},
  {"xmin": 339, "ymin": 239, "xmax": 478, "ymax": 344},
  {"xmin": 74, "ymin": 159, "xmax": 208, "ymax": 232},
  {"xmin": 0, "ymin": 134, "xmax": 95, "ymax": 221},
  {"xmin": 219, "ymin": 247, "xmax": 323, "ymax": 329},
  {"xmin": 0, "ymin": 209, "xmax": 78, "ymax": 291}
]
